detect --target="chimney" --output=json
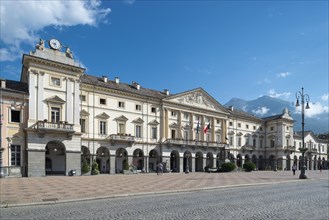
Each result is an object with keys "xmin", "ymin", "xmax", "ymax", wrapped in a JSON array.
[
  {"xmin": 1, "ymin": 79, "xmax": 5, "ymax": 88},
  {"xmin": 115, "ymin": 77, "xmax": 119, "ymax": 84},
  {"xmin": 132, "ymin": 81, "xmax": 140, "ymax": 90},
  {"xmin": 164, "ymin": 89, "xmax": 170, "ymax": 95},
  {"xmin": 102, "ymin": 75, "xmax": 108, "ymax": 83}
]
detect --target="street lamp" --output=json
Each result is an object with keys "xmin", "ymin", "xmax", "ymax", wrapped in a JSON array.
[{"xmin": 295, "ymin": 87, "xmax": 310, "ymax": 179}]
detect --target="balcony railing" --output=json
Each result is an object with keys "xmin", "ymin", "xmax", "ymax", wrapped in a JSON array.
[
  {"xmin": 108, "ymin": 134, "xmax": 135, "ymax": 146},
  {"xmin": 165, "ymin": 138, "xmax": 227, "ymax": 149},
  {"xmin": 284, "ymin": 146, "xmax": 296, "ymax": 153},
  {"xmin": 241, "ymin": 144, "xmax": 256, "ymax": 152},
  {"xmin": 34, "ymin": 120, "xmax": 75, "ymax": 137}
]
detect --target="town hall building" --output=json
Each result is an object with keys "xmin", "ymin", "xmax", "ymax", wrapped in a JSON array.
[{"xmin": 0, "ymin": 39, "xmax": 328, "ymax": 177}]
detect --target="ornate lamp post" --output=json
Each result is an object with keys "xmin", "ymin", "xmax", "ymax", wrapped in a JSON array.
[{"xmin": 295, "ymin": 87, "xmax": 310, "ymax": 179}]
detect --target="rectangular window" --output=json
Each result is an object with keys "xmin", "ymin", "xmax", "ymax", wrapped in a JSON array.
[
  {"xmin": 51, "ymin": 107, "xmax": 60, "ymax": 123},
  {"xmin": 206, "ymin": 134, "xmax": 210, "ymax": 142},
  {"xmin": 171, "ymin": 111, "xmax": 176, "ymax": 117},
  {"xmin": 80, "ymin": 95, "xmax": 86, "ymax": 102},
  {"xmin": 11, "ymin": 145, "xmax": 21, "ymax": 166},
  {"xmin": 51, "ymin": 77, "xmax": 61, "ymax": 86},
  {"xmin": 99, "ymin": 121, "xmax": 106, "ymax": 135},
  {"xmin": 229, "ymin": 122, "xmax": 233, "ymax": 126},
  {"xmin": 253, "ymin": 139, "xmax": 256, "ymax": 147},
  {"xmin": 118, "ymin": 101, "xmax": 125, "ymax": 108},
  {"xmin": 119, "ymin": 123, "xmax": 125, "ymax": 134},
  {"xmin": 246, "ymin": 124, "xmax": 249, "ymax": 129},
  {"xmin": 100, "ymin": 98, "xmax": 106, "ymax": 105},
  {"xmin": 216, "ymin": 119, "xmax": 220, "ymax": 124},
  {"xmin": 253, "ymin": 126, "xmax": 256, "ymax": 130},
  {"xmin": 259, "ymin": 139, "xmax": 263, "ymax": 148},
  {"xmin": 238, "ymin": 123, "xmax": 241, "ymax": 128},
  {"xmin": 286, "ymin": 139, "xmax": 289, "ymax": 147},
  {"xmin": 238, "ymin": 137, "xmax": 241, "ymax": 146},
  {"xmin": 184, "ymin": 113, "xmax": 189, "ymax": 120},
  {"xmin": 151, "ymin": 127, "xmax": 157, "ymax": 139},
  {"xmin": 11, "ymin": 110, "xmax": 21, "ymax": 123},
  {"xmin": 135, "ymin": 104, "xmax": 141, "ymax": 111},
  {"xmin": 171, "ymin": 129, "xmax": 176, "ymax": 139},
  {"xmin": 229, "ymin": 136, "xmax": 233, "ymax": 146},
  {"xmin": 135, "ymin": 125, "xmax": 141, "ymax": 138},
  {"xmin": 184, "ymin": 130, "xmax": 189, "ymax": 140},
  {"xmin": 80, "ymin": 119, "xmax": 86, "ymax": 133},
  {"xmin": 260, "ymin": 127, "xmax": 263, "ymax": 131},
  {"xmin": 271, "ymin": 140, "xmax": 275, "ymax": 148},
  {"xmin": 270, "ymin": 127, "xmax": 274, "ymax": 131},
  {"xmin": 216, "ymin": 134, "xmax": 221, "ymax": 143},
  {"xmin": 151, "ymin": 107, "xmax": 156, "ymax": 113}
]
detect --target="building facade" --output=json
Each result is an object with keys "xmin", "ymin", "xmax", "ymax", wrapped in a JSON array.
[{"xmin": 0, "ymin": 39, "xmax": 328, "ymax": 177}]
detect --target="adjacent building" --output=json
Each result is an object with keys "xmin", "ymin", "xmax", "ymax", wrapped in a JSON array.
[{"xmin": 0, "ymin": 39, "xmax": 328, "ymax": 177}]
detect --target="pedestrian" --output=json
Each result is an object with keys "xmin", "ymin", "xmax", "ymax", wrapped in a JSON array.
[
  {"xmin": 319, "ymin": 164, "xmax": 322, "ymax": 173},
  {"xmin": 157, "ymin": 162, "xmax": 163, "ymax": 175},
  {"xmin": 292, "ymin": 164, "xmax": 297, "ymax": 175}
]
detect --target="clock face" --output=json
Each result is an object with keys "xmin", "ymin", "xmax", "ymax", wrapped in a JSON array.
[{"xmin": 49, "ymin": 39, "xmax": 61, "ymax": 50}]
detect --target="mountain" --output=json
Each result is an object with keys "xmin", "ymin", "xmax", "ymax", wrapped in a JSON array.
[{"xmin": 224, "ymin": 96, "xmax": 328, "ymax": 134}]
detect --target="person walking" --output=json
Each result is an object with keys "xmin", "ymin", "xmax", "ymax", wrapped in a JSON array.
[
  {"xmin": 292, "ymin": 164, "xmax": 297, "ymax": 175},
  {"xmin": 157, "ymin": 162, "xmax": 163, "ymax": 175},
  {"xmin": 319, "ymin": 164, "xmax": 322, "ymax": 173}
]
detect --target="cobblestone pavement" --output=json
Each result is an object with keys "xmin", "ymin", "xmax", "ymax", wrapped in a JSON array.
[{"xmin": 0, "ymin": 170, "xmax": 328, "ymax": 207}]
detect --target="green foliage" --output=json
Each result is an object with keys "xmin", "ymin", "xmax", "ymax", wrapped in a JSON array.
[
  {"xmin": 91, "ymin": 161, "xmax": 99, "ymax": 175},
  {"xmin": 220, "ymin": 162, "xmax": 236, "ymax": 172},
  {"xmin": 81, "ymin": 158, "xmax": 90, "ymax": 174},
  {"xmin": 243, "ymin": 162, "xmax": 256, "ymax": 172},
  {"xmin": 123, "ymin": 160, "xmax": 129, "ymax": 170}
]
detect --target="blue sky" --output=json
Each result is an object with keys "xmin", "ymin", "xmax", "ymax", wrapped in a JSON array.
[{"xmin": 0, "ymin": 0, "xmax": 328, "ymax": 118}]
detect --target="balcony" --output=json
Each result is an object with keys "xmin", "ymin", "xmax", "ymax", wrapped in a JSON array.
[
  {"xmin": 284, "ymin": 146, "xmax": 296, "ymax": 153},
  {"xmin": 108, "ymin": 134, "xmax": 135, "ymax": 146},
  {"xmin": 165, "ymin": 138, "xmax": 227, "ymax": 149},
  {"xmin": 33, "ymin": 120, "xmax": 75, "ymax": 137},
  {"xmin": 241, "ymin": 144, "xmax": 256, "ymax": 153}
]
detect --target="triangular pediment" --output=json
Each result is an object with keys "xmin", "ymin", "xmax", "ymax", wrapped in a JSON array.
[
  {"xmin": 44, "ymin": 95, "xmax": 65, "ymax": 104},
  {"xmin": 163, "ymin": 88, "xmax": 228, "ymax": 114},
  {"xmin": 169, "ymin": 122, "xmax": 178, "ymax": 128},
  {"xmin": 114, "ymin": 115, "xmax": 128, "ymax": 121},
  {"xmin": 132, "ymin": 117, "xmax": 144, "ymax": 124},
  {"xmin": 149, "ymin": 119, "xmax": 159, "ymax": 125},
  {"xmin": 80, "ymin": 109, "xmax": 90, "ymax": 117},
  {"xmin": 96, "ymin": 112, "xmax": 110, "ymax": 119}
]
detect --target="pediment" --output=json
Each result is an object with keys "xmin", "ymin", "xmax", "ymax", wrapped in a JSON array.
[
  {"xmin": 115, "ymin": 115, "xmax": 128, "ymax": 121},
  {"xmin": 149, "ymin": 119, "xmax": 159, "ymax": 125},
  {"xmin": 44, "ymin": 95, "xmax": 65, "ymax": 104},
  {"xmin": 132, "ymin": 117, "xmax": 144, "ymax": 124},
  {"xmin": 80, "ymin": 109, "xmax": 90, "ymax": 117},
  {"xmin": 163, "ymin": 88, "xmax": 228, "ymax": 114},
  {"xmin": 96, "ymin": 112, "xmax": 110, "ymax": 119},
  {"xmin": 169, "ymin": 122, "xmax": 178, "ymax": 128}
]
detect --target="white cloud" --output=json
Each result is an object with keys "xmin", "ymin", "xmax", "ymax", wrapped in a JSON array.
[
  {"xmin": 122, "ymin": 0, "xmax": 136, "ymax": 5},
  {"xmin": 277, "ymin": 72, "xmax": 291, "ymax": 78},
  {"xmin": 0, "ymin": 0, "xmax": 111, "ymax": 61},
  {"xmin": 295, "ymin": 102, "xmax": 329, "ymax": 118},
  {"xmin": 321, "ymin": 93, "xmax": 329, "ymax": 101},
  {"xmin": 257, "ymin": 78, "xmax": 271, "ymax": 84},
  {"xmin": 252, "ymin": 107, "xmax": 270, "ymax": 116},
  {"xmin": 268, "ymin": 89, "xmax": 291, "ymax": 99}
]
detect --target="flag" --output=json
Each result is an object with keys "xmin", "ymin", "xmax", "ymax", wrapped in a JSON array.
[
  {"xmin": 204, "ymin": 123, "xmax": 210, "ymax": 134},
  {"xmin": 196, "ymin": 120, "xmax": 200, "ymax": 134}
]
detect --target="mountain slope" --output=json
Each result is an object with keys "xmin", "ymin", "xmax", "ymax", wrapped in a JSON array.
[{"xmin": 224, "ymin": 96, "xmax": 328, "ymax": 134}]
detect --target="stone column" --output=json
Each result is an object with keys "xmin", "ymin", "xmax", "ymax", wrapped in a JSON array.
[
  {"xmin": 66, "ymin": 78, "xmax": 74, "ymax": 123},
  {"xmin": 66, "ymin": 150, "xmax": 81, "ymax": 176},
  {"xmin": 192, "ymin": 157, "xmax": 195, "ymax": 172},
  {"xmin": 37, "ymin": 72, "xmax": 44, "ymax": 120},
  {"xmin": 110, "ymin": 155, "xmax": 116, "ymax": 174},
  {"xmin": 179, "ymin": 156, "xmax": 184, "ymax": 173}
]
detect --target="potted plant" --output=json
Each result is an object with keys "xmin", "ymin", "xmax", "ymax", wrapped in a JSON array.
[{"xmin": 243, "ymin": 162, "xmax": 256, "ymax": 172}]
